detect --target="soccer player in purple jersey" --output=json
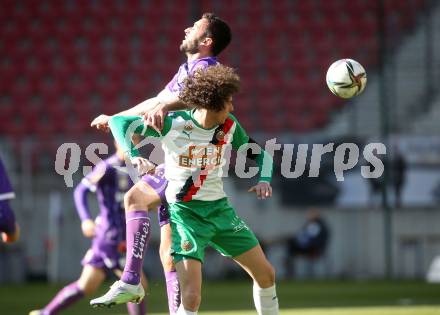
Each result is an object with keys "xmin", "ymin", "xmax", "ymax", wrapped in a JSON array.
[
  {"xmin": 29, "ymin": 141, "xmax": 147, "ymax": 315},
  {"xmin": 0, "ymin": 156, "xmax": 20, "ymax": 243},
  {"xmin": 90, "ymin": 13, "xmax": 232, "ymax": 314}
]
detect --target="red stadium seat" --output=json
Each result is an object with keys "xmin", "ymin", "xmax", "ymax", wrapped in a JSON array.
[{"xmin": 0, "ymin": 0, "xmax": 428, "ymax": 139}]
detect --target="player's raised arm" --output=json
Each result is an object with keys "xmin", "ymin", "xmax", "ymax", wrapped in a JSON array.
[
  {"xmin": 108, "ymin": 115, "xmax": 167, "ymax": 175},
  {"xmin": 143, "ymin": 96, "xmax": 189, "ymax": 131},
  {"xmin": 91, "ymin": 97, "xmax": 160, "ymax": 132},
  {"xmin": 91, "ymin": 95, "xmax": 189, "ymax": 132},
  {"xmin": 108, "ymin": 116, "xmax": 152, "ymax": 159}
]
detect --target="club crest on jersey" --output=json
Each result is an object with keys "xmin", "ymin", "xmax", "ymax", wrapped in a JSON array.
[
  {"xmin": 215, "ymin": 130, "xmax": 225, "ymax": 142},
  {"xmin": 181, "ymin": 240, "xmax": 193, "ymax": 251},
  {"xmin": 182, "ymin": 121, "xmax": 193, "ymax": 139},
  {"xmin": 184, "ymin": 121, "xmax": 194, "ymax": 132}
]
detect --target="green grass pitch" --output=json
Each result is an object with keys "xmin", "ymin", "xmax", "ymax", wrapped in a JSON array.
[{"xmin": 1, "ymin": 280, "xmax": 439, "ymax": 314}]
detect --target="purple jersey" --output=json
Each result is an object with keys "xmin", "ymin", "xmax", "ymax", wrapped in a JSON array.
[
  {"xmin": 77, "ymin": 155, "xmax": 132, "ymax": 246},
  {"xmin": 76, "ymin": 155, "xmax": 133, "ymax": 270},
  {"xmin": 0, "ymin": 157, "xmax": 14, "ymax": 201},
  {"xmin": 157, "ymin": 57, "xmax": 219, "ymax": 101},
  {"xmin": 0, "ymin": 157, "xmax": 16, "ymax": 234},
  {"xmin": 145, "ymin": 57, "xmax": 219, "ymax": 226}
]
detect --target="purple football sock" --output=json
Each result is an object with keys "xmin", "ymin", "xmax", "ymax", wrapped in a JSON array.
[
  {"xmin": 165, "ymin": 270, "xmax": 181, "ymax": 314},
  {"xmin": 122, "ymin": 210, "xmax": 151, "ymax": 285},
  {"xmin": 43, "ymin": 282, "xmax": 84, "ymax": 315},
  {"xmin": 127, "ymin": 300, "xmax": 146, "ymax": 315}
]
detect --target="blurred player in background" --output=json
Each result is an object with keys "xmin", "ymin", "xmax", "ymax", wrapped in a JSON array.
[
  {"xmin": 284, "ymin": 208, "xmax": 330, "ymax": 279},
  {"xmin": 102, "ymin": 65, "xmax": 279, "ymax": 315},
  {"xmin": 90, "ymin": 13, "xmax": 231, "ymax": 314},
  {"xmin": 29, "ymin": 140, "xmax": 147, "ymax": 315},
  {"xmin": 0, "ymin": 156, "xmax": 20, "ymax": 243}
]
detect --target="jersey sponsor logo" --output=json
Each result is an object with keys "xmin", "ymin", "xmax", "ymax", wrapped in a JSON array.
[{"xmin": 178, "ymin": 144, "xmax": 223, "ymax": 169}]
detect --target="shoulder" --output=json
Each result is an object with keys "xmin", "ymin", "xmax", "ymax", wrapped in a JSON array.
[
  {"xmin": 90, "ymin": 155, "xmax": 114, "ymax": 176},
  {"xmin": 227, "ymin": 113, "xmax": 242, "ymax": 130},
  {"xmin": 160, "ymin": 110, "xmax": 193, "ymax": 135},
  {"xmin": 105, "ymin": 155, "xmax": 121, "ymax": 170},
  {"xmin": 167, "ymin": 110, "xmax": 192, "ymax": 121},
  {"xmin": 227, "ymin": 113, "xmax": 239, "ymax": 123}
]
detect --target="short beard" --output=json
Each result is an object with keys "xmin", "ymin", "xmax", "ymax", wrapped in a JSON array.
[{"xmin": 180, "ymin": 38, "xmax": 202, "ymax": 54}]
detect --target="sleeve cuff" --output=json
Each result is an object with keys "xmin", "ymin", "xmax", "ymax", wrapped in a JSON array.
[{"xmin": 0, "ymin": 192, "xmax": 15, "ymax": 201}]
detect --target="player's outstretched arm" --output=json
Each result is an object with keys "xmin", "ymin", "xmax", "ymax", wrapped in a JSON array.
[
  {"xmin": 143, "ymin": 96, "xmax": 189, "ymax": 131},
  {"xmin": 108, "ymin": 115, "xmax": 163, "ymax": 159},
  {"xmin": 90, "ymin": 97, "xmax": 160, "ymax": 132},
  {"xmin": 91, "ymin": 95, "xmax": 188, "ymax": 132},
  {"xmin": 108, "ymin": 115, "xmax": 162, "ymax": 175}
]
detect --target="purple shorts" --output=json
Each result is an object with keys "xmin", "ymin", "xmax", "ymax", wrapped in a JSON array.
[
  {"xmin": 141, "ymin": 164, "xmax": 170, "ymax": 227},
  {"xmin": 0, "ymin": 200, "xmax": 16, "ymax": 234},
  {"xmin": 81, "ymin": 240, "xmax": 125, "ymax": 271}
]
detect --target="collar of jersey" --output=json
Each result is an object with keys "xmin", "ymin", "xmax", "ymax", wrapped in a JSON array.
[
  {"xmin": 186, "ymin": 56, "xmax": 217, "ymax": 67},
  {"xmin": 189, "ymin": 109, "xmax": 219, "ymax": 131}
]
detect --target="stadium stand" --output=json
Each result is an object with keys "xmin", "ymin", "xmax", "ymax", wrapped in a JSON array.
[{"xmin": 0, "ymin": 0, "xmax": 428, "ymax": 169}]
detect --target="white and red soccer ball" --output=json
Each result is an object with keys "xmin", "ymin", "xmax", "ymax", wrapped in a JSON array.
[{"xmin": 326, "ymin": 58, "xmax": 367, "ymax": 99}]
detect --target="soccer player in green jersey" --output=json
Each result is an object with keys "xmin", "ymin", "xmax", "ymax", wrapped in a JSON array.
[
  {"xmin": 107, "ymin": 65, "xmax": 279, "ymax": 315},
  {"xmin": 90, "ymin": 14, "xmax": 231, "ymax": 314}
]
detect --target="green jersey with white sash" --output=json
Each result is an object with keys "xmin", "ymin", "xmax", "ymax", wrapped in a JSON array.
[{"xmin": 109, "ymin": 110, "xmax": 273, "ymax": 203}]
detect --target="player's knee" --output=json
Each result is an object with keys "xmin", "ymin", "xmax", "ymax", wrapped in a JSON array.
[
  {"xmin": 124, "ymin": 188, "xmax": 136, "ymax": 209},
  {"xmin": 81, "ymin": 284, "xmax": 95, "ymax": 296},
  {"xmin": 124, "ymin": 188, "xmax": 145, "ymax": 210},
  {"xmin": 182, "ymin": 289, "xmax": 201, "ymax": 311},
  {"xmin": 256, "ymin": 262, "xmax": 276, "ymax": 288},
  {"xmin": 77, "ymin": 280, "xmax": 96, "ymax": 295}
]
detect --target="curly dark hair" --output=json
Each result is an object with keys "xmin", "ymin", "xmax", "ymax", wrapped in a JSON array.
[
  {"xmin": 179, "ymin": 65, "xmax": 240, "ymax": 112},
  {"xmin": 202, "ymin": 13, "xmax": 231, "ymax": 56}
]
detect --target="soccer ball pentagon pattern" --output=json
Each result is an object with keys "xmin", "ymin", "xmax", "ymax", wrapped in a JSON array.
[{"xmin": 326, "ymin": 59, "xmax": 367, "ymax": 99}]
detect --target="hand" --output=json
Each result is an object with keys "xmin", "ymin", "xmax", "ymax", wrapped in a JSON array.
[
  {"xmin": 91, "ymin": 114, "xmax": 111, "ymax": 132},
  {"xmin": 131, "ymin": 157, "xmax": 156, "ymax": 176},
  {"xmin": 81, "ymin": 219, "xmax": 96, "ymax": 238},
  {"xmin": 248, "ymin": 182, "xmax": 272, "ymax": 200},
  {"xmin": 1, "ymin": 223, "xmax": 20, "ymax": 243},
  {"xmin": 143, "ymin": 103, "xmax": 168, "ymax": 131}
]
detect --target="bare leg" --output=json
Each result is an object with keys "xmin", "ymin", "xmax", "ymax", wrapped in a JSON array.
[
  {"xmin": 233, "ymin": 245, "xmax": 275, "ymax": 287},
  {"xmin": 175, "ymin": 259, "xmax": 202, "ymax": 312},
  {"xmin": 234, "ymin": 245, "xmax": 278, "ymax": 315},
  {"xmin": 77, "ymin": 265, "xmax": 107, "ymax": 295},
  {"xmin": 124, "ymin": 181, "xmax": 161, "ymax": 213},
  {"xmin": 38, "ymin": 265, "xmax": 105, "ymax": 314}
]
